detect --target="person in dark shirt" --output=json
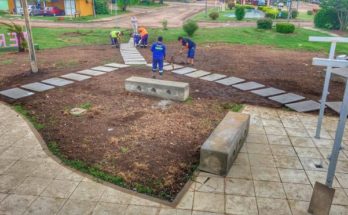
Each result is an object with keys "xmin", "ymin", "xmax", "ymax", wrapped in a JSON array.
[
  {"xmin": 151, "ymin": 36, "xmax": 166, "ymax": 79},
  {"xmin": 178, "ymin": 36, "xmax": 196, "ymax": 66}
]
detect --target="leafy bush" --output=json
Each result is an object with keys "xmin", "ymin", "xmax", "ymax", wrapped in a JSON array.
[
  {"xmin": 265, "ymin": 8, "xmax": 279, "ymax": 19},
  {"xmin": 183, "ymin": 20, "xmax": 199, "ymax": 37},
  {"xmin": 279, "ymin": 10, "xmax": 288, "ymax": 19},
  {"xmin": 95, "ymin": 0, "xmax": 109, "ymax": 14},
  {"xmin": 307, "ymin": 10, "xmax": 313, "ymax": 15},
  {"xmin": 276, "ymin": 23, "xmax": 295, "ymax": 33},
  {"xmin": 291, "ymin": 9, "xmax": 299, "ymax": 19},
  {"xmin": 314, "ymin": 9, "xmax": 340, "ymax": 30},
  {"xmin": 235, "ymin": 6, "xmax": 245, "ymax": 20},
  {"xmin": 257, "ymin": 18, "xmax": 273, "ymax": 29},
  {"xmin": 161, "ymin": 19, "xmax": 168, "ymax": 30},
  {"xmin": 236, "ymin": 4, "xmax": 254, "ymax": 9},
  {"xmin": 209, "ymin": 12, "xmax": 219, "ymax": 20},
  {"xmin": 227, "ymin": 1, "xmax": 235, "ymax": 10}
]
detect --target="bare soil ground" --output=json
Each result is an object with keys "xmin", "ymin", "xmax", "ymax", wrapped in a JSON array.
[{"xmin": 0, "ymin": 44, "xmax": 344, "ymax": 200}]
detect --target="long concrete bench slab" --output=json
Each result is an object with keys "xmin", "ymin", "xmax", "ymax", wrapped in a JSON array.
[
  {"xmin": 125, "ymin": 76, "xmax": 189, "ymax": 101},
  {"xmin": 199, "ymin": 112, "xmax": 250, "ymax": 176}
]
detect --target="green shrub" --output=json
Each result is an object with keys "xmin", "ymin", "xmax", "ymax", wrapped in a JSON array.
[
  {"xmin": 314, "ymin": 9, "xmax": 340, "ymax": 30},
  {"xmin": 257, "ymin": 18, "xmax": 273, "ymax": 29},
  {"xmin": 265, "ymin": 8, "xmax": 279, "ymax": 19},
  {"xmin": 243, "ymin": 4, "xmax": 255, "ymax": 10},
  {"xmin": 209, "ymin": 11, "xmax": 219, "ymax": 20},
  {"xmin": 279, "ymin": 10, "xmax": 288, "ymax": 19},
  {"xmin": 291, "ymin": 9, "xmax": 299, "ymax": 19},
  {"xmin": 276, "ymin": 23, "xmax": 295, "ymax": 34},
  {"xmin": 95, "ymin": 0, "xmax": 109, "ymax": 14},
  {"xmin": 258, "ymin": 6, "xmax": 268, "ymax": 12},
  {"xmin": 183, "ymin": 20, "xmax": 199, "ymax": 37},
  {"xmin": 235, "ymin": 6, "xmax": 245, "ymax": 20},
  {"xmin": 227, "ymin": 1, "xmax": 235, "ymax": 10},
  {"xmin": 307, "ymin": 10, "xmax": 313, "ymax": 15}
]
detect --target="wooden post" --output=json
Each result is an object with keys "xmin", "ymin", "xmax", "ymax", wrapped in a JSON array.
[{"xmin": 20, "ymin": 0, "xmax": 38, "ymax": 73}]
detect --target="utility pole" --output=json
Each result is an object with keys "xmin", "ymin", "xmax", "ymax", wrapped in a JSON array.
[{"xmin": 20, "ymin": 0, "xmax": 38, "ymax": 73}]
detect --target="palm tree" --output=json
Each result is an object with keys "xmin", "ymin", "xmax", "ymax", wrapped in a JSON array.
[{"xmin": 0, "ymin": 22, "xmax": 27, "ymax": 52}]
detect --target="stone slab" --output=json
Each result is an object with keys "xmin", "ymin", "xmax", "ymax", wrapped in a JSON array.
[
  {"xmin": 125, "ymin": 76, "xmax": 189, "ymax": 101},
  {"xmin": 0, "ymin": 88, "xmax": 34, "ymax": 99},
  {"xmin": 232, "ymin": 82, "xmax": 265, "ymax": 91},
  {"xmin": 124, "ymin": 61, "xmax": 147, "ymax": 65},
  {"xmin": 251, "ymin": 87, "xmax": 286, "ymax": 97},
  {"xmin": 185, "ymin": 70, "xmax": 211, "ymax": 78},
  {"xmin": 215, "ymin": 77, "xmax": 245, "ymax": 85},
  {"xmin": 326, "ymin": 101, "xmax": 341, "ymax": 114},
  {"xmin": 172, "ymin": 67, "xmax": 197, "ymax": 75},
  {"xmin": 285, "ymin": 100, "xmax": 321, "ymax": 112},
  {"xmin": 163, "ymin": 64, "xmax": 184, "ymax": 71},
  {"xmin": 146, "ymin": 62, "xmax": 170, "ymax": 67},
  {"xmin": 200, "ymin": 73, "xmax": 227, "ymax": 82},
  {"xmin": 104, "ymin": 63, "xmax": 129, "ymax": 68},
  {"xmin": 61, "ymin": 73, "xmax": 91, "ymax": 81},
  {"xmin": 269, "ymin": 93, "xmax": 305, "ymax": 104},
  {"xmin": 199, "ymin": 112, "xmax": 250, "ymax": 176},
  {"xmin": 41, "ymin": 77, "xmax": 74, "ymax": 87},
  {"xmin": 77, "ymin": 69, "xmax": 106, "ymax": 76},
  {"xmin": 91, "ymin": 66, "xmax": 117, "ymax": 72},
  {"xmin": 21, "ymin": 82, "xmax": 55, "ymax": 92}
]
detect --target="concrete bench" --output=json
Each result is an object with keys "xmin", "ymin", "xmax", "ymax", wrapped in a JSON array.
[
  {"xmin": 125, "ymin": 76, "xmax": 189, "ymax": 101},
  {"xmin": 199, "ymin": 112, "xmax": 250, "ymax": 176}
]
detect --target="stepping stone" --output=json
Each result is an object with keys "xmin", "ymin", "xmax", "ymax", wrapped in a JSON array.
[
  {"xmin": 21, "ymin": 82, "xmax": 55, "ymax": 92},
  {"xmin": 61, "ymin": 73, "xmax": 91, "ymax": 81},
  {"xmin": 286, "ymin": 100, "xmax": 320, "ymax": 112},
  {"xmin": 77, "ymin": 69, "xmax": 106, "ymax": 76},
  {"xmin": 125, "ymin": 61, "xmax": 147, "ymax": 65},
  {"xmin": 326, "ymin": 101, "xmax": 341, "ymax": 114},
  {"xmin": 104, "ymin": 63, "xmax": 129, "ymax": 68},
  {"xmin": 41, "ymin": 77, "xmax": 74, "ymax": 87},
  {"xmin": 200, "ymin": 73, "xmax": 227, "ymax": 81},
  {"xmin": 185, "ymin": 70, "xmax": 211, "ymax": 78},
  {"xmin": 0, "ymin": 88, "xmax": 34, "ymax": 99},
  {"xmin": 269, "ymin": 93, "xmax": 305, "ymax": 104},
  {"xmin": 215, "ymin": 76, "xmax": 245, "ymax": 85},
  {"xmin": 146, "ymin": 62, "xmax": 170, "ymax": 67},
  {"xmin": 172, "ymin": 67, "xmax": 197, "ymax": 75},
  {"xmin": 163, "ymin": 64, "xmax": 184, "ymax": 71},
  {"xmin": 251, "ymin": 87, "xmax": 285, "ymax": 97},
  {"xmin": 91, "ymin": 66, "xmax": 117, "ymax": 72},
  {"xmin": 232, "ymin": 81, "xmax": 265, "ymax": 91}
]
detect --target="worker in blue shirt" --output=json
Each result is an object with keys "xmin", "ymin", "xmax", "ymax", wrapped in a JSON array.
[
  {"xmin": 151, "ymin": 36, "xmax": 166, "ymax": 79},
  {"xmin": 178, "ymin": 36, "xmax": 196, "ymax": 66}
]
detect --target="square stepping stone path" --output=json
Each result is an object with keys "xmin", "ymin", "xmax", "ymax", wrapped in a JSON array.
[
  {"xmin": 61, "ymin": 73, "xmax": 91, "ymax": 82},
  {"xmin": 185, "ymin": 70, "xmax": 211, "ymax": 78},
  {"xmin": 77, "ymin": 69, "xmax": 106, "ymax": 76},
  {"xmin": 326, "ymin": 101, "xmax": 341, "ymax": 114},
  {"xmin": 163, "ymin": 64, "xmax": 184, "ymax": 71},
  {"xmin": 172, "ymin": 67, "xmax": 197, "ymax": 75},
  {"xmin": 201, "ymin": 73, "xmax": 227, "ymax": 81},
  {"xmin": 285, "ymin": 100, "xmax": 320, "ymax": 112},
  {"xmin": 232, "ymin": 81, "xmax": 265, "ymax": 91},
  {"xmin": 0, "ymin": 88, "xmax": 34, "ymax": 99},
  {"xmin": 21, "ymin": 82, "xmax": 55, "ymax": 92},
  {"xmin": 269, "ymin": 93, "xmax": 305, "ymax": 104},
  {"xmin": 91, "ymin": 66, "xmax": 118, "ymax": 72},
  {"xmin": 215, "ymin": 76, "xmax": 245, "ymax": 85},
  {"xmin": 41, "ymin": 77, "xmax": 74, "ymax": 87},
  {"xmin": 104, "ymin": 63, "xmax": 129, "ymax": 68},
  {"xmin": 146, "ymin": 62, "xmax": 169, "ymax": 67},
  {"xmin": 251, "ymin": 87, "xmax": 285, "ymax": 97}
]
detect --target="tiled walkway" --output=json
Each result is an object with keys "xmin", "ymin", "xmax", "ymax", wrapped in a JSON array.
[{"xmin": 1, "ymin": 102, "xmax": 348, "ymax": 214}]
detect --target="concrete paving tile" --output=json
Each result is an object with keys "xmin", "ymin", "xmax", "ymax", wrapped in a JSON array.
[
  {"xmin": 269, "ymin": 93, "xmax": 305, "ymax": 104},
  {"xmin": 295, "ymin": 147, "xmax": 322, "ymax": 158},
  {"xmin": 194, "ymin": 176, "xmax": 224, "ymax": 194},
  {"xmin": 257, "ymin": 198, "xmax": 292, "ymax": 215},
  {"xmin": 330, "ymin": 205, "xmax": 348, "ymax": 215},
  {"xmin": 0, "ymin": 159, "xmax": 17, "ymax": 174},
  {"xmin": 249, "ymin": 154, "xmax": 275, "ymax": 167},
  {"xmin": 193, "ymin": 192, "xmax": 224, "ymax": 213},
  {"xmin": 176, "ymin": 191, "xmax": 194, "ymax": 210},
  {"xmin": 287, "ymin": 200, "xmax": 311, "ymax": 215},
  {"xmin": 281, "ymin": 119, "xmax": 305, "ymax": 129},
  {"xmin": 232, "ymin": 81, "xmax": 265, "ymax": 91},
  {"xmin": 91, "ymin": 66, "xmax": 118, "ymax": 72},
  {"xmin": 92, "ymin": 202, "xmax": 128, "ymax": 215},
  {"xmin": 14, "ymin": 177, "xmax": 51, "ymax": 196},
  {"xmin": 21, "ymin": 82, "xmax": 55, "ymax": 92},
  {"xmin": 278, "ymin": 169, "xmax": 310, "ymax": 184},
  {"xmin": 0, "ymin": 193, "xmax": 8, "ymax": 202},
  {"xmin": 286, "ymin": 100, "xmax": 320, "ymax": 112},
  {"xmin": 54, "ymin": 168, "xmax": 84, "ymax": 182},
  {"xmin": 336, "ymin": 173, "xmax": 348, "ymax": 188},
  {"xmin": 70, "ymin": 181, "xmax": 106, "ymax": 202},
  {"xmin": 246, "ymin": 133, "xmax": 268, "ymax": 144},
  {"xmin": 225, "ymin": 178, "xmax": 255, "ymax": 196},
  {"xmin": 125, "ymin": 205, "xmax": 159, "ymax": 215},
  {"xmin": 163, "ymin": 64, "xmax": 184, "ymax": 71},
  {"xmin": 307, "ymin": 128, "xmax": 332, "ymax": 139},
  {"xmin": 57, "ymin": 199, "xmax": 97, "ymax": 215},
  {"xmin": 104, "ymin": 63, "xmax": 129, "ymax": 68},
  {"xmin": 283, "ymin": 183, "xmax": 313, "ymax": 201},
  {"xmin": 286, "ymin": 127, "xmax": 310, "ymax": 137},
  {"xmin": 299, "ymin": 157, "xmax": 328, "ymax": 172},
  {"xmin": 333, "ymin": 188, "xmax": 348, "ymax": 206},
  {"xmin": 262, "ymin": 119, "xmax": 283, "ymax": 127},
  {"xmin": 251, "ymin": 166, "xmax": 280, "ymax": 182},
  {"xmin": 200, "ymin": 73, "xmax": 227, "ymax": 82},
  {"xmin": 246, "ymin": 143, "xmax": 272, "ymax": 154},
  {"xmin": 290, "ymin": 137, "xmax": 316, "ymax": 148},
  {"xmin": 61, "ymin": 73, "xmax": 91, "ymax": 81},
  {"xmin": 254, "ymin": 181, "xmax": 286, "ymax": 198},
  {"xmin": 215, "ymin": 76, "xmax": 245, "ymax": 85},
  {"xmin": 0, "ymin": 88, "xmax": 34, "ymax": 99},
  {"xmin": 4, "ymin": 160, "xmax": 40, "ymax": 177},
  {"xmin": 274, "ymin": 155, "xmax": 303, "ymax": 169},
  {"xmin": 249, "ymin": 125, "xmax": 266, "ymax": 134},
  {"xmin": 30, "ymin": 160, "xmax": 62, "ymax": 179},
  {"xmin": 0, "ymin": 146, "xmax": 34, "ymax": 160},
  {"xmin": 41, "ymin": 77, "xmax": 74, "ymax": 87},
  {"xmin": 337, "ymin": 161, "xmax": 348, "ymax": 173},
  {"xmin": 318, "ymin": 148, "xmax": 348, "ymax": 161},
  {"xmin": 312, "ymin": 138, "xmax": 334, "ymax": 148},
  {"xmin": 234, "ymin": 152, "xmax": 250, "ymax": 165},
  {"xmin": 191, "ymin": 211, "xmax": 222, "ymax": 215},
  {"xmin": 271, "ymin": 145, "xmax": 297, "ymax": 156},
  {"xmin": 0, "ymin": 194, "xmax": 37, "ymax": 215},
  {"xmin": 99, "ymin": 187, "xmax": 133, "ymax": 205},
  {"xmin": 264, "ymin": 126, "xmax": 287, "ymax": 135},
  {"xmin": 0, "ymin": 174, "xmax": 26, "ymax": 193},
  {"xmin": 129, "ymin": 196, "xmax": 160, "ymax": 207},
  {"xmin": 267, "ymin": 135, "xmax": 292, "ymax": 145},
  {"xmin": 184, "ymin": 70, "xmax": 211, "ymax": 78},
  {"xmin": 227, "ymin": 164, "xmax": 252, "ymax": 180},
  {"xmin": 225, "ymin": 195, "xmax": 258, "ymax": 215},
  {"xmin": 306, "ymin": 171, "xmax": 341, "ymax": 188},
  {"xmin": 159, "ymin": 208, "xmax": 191, "ymax": 215},
  {"xmin": 251, "ymin": 87, "xmax": 285, "ymax": 97},
  {"xmin": 41, "ymin": 179, "xmax": 79, "ymax": 199},
  {"xmin": 326, "ymin": 101, "xmax": 341, "ymax": 114},
  {"xmin": 172, "ymin": 67, "xmax": 197, "ymax": 75},
  {"xmin": 77, "ymin": 69, "xmax": 106, "ymax": 76},
  {"xmin": 24, "ymin": 196, "xmax": 65, "ymax": 215}
]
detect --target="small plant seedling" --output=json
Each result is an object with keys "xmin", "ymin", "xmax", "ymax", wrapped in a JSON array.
[
  {"xmin": 13, "ymin": 104, "xmax": 45, "ymax": 130},
  {"xmin": 184, "ymin": 96, "xmax": 193, "ymax": 104},
  {"xmin": 80, "ymin": 102, "xmax": 92, "ymax": 110},
  {"xmin": 221, "ymin": 103, "xmax": 244, "ymax": 112},
  {"xmin": 120, "ymin": 146, "xmax": 129, "ymax": 153}
]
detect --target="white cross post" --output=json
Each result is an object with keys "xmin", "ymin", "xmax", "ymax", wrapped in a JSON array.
[{"xmin": 309, "ymin": 37, "xmax": 348, "ymax": 139}]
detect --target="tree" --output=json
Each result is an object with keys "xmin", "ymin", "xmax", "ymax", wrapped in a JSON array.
[
  {"xmin": 321, "ymin": 0, "xmax": 348, "ymax": 31},
  {"xmin": 0, "ymin": 22, "xmax": 27, "ymax": 52}
]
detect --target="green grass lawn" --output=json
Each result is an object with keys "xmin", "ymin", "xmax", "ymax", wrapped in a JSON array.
[
  {"xmin": 297, "ymin": 12, "xmax": 314, "ymax": 21},
  {"xmin": 0, "ymin": 26, "xmax": 346, "ymax": 54}
]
